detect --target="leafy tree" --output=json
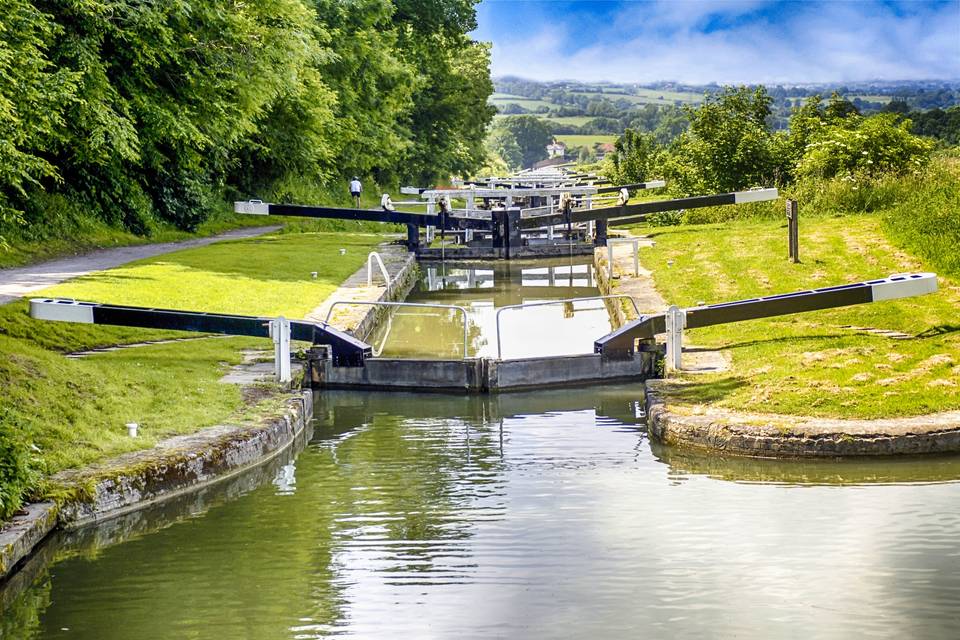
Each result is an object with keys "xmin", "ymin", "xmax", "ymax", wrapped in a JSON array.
[
  {"xmin": 675, "ymin": 86, "xmax": 787, "ymax": 192},
  {"xmin": 485, "ymin": 127, "xmax": 523, "ymax": 170},
  {"xmin": 0, "ymin": 0, "xmax": 77, "ymax": 242},
  {"xmin": 392, "ymin": 0, "xmax": 495, "ymax": 185},
  {"xmin": 612, "ymin": 129, "xmax": 663, "ymax": 184},
  {"xmin": 797, "ymin": 113, "xmax": 934, "ymax": 179},
  {"xmin": 496, "ymin": 115, "xmax": 552, "ymax": 167}
]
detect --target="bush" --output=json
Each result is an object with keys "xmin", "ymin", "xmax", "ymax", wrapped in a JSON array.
[
  {"xmin": 882, "ymin": 156, "xmax": 960, "ymax": 276},
  {"xmin": 798, "ymin": 113, "xmax": 934, "ymax": 180},
  {"xmin": 0, "ymin": 407, "xmax": 38, "ymax": 520}
]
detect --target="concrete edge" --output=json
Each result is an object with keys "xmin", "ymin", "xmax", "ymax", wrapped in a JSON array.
[
  {"xmin": 0, "ymin": 388, "xmax": 314, "ymax": 581},
  {"xmin": 53, "ymin": 389, "xmax": 314, "ymax": 529},
  {"xmin": 645, "ymin": 381, "xmax": 960, "ymax": 457},
  {"xmin": 0, "ymin": 502, "xmax": 58, "ymax": 578}
]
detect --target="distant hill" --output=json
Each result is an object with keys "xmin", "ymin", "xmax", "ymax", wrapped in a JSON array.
[{"xmin": 490, "ymin": 77, "xmax": 960, "ymax": 154}]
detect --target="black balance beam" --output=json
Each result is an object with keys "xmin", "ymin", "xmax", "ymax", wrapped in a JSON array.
[
  {"xmin": 235, "ymin": 201, "xmax": 491, "ymax": 231},
  {"xmin": 30, "ymin": 299, "xmax": 372, "ymax": 367},
  {"xmin": 518, "ymin": 188, "xmax": 778, "ymax": 230},
  {"xmin": 594, "ymin": 273, "xmax": 938, "ymax": 357}
]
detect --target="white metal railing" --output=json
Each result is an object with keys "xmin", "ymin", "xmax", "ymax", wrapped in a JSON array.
[
  {"xmin": 324, "ymin": 301, "xmax": 470, "ymax": 358},
  {"xmin": 606, "ymin": 238, "xmax": 642, "ymax": 279},
  {"xmin": 494, "ymin": 295, "xmax": 640, "ymax": 359},
  {"xmin": 366, "ymin": 252, "xmax": 392, "ymax": 287}
]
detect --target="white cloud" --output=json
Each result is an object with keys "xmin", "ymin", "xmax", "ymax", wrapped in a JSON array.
[{"xmin": 485, "ymin": 1, "xmax": 960, "ymax": 83}]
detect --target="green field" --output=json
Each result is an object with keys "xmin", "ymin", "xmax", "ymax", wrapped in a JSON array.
[
  {"xmin": 555, "ymin": 134, "xmax": 619, "ymax": 148},
  {"xmin": 849, "ymin": 94, "xmax": 893, "ymax": 104},
  {"xmin": 0, "ymin": 231, "xmax": 384, "ymax": 508},
  {"xmin": 629, "ymin": 216, "xmax": 959, "ymax": 419},
  {"xmin": 542, "ymin": 116, "xmax": 594, "ymax": 127},
  {"xmin": 489, "ymin": 92, "xmax": 557, "ymax": 111},
  {"xmin": 570, "ymin": 88, "xmax": 703, "ymax": 105}
]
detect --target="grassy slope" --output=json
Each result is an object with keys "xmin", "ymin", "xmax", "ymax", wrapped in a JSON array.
[
  {"xmin": 556, "ymin": 134, "xmax": 619, "ymax": 147},
  {"xmin": 634, "ymin": 216, "xmax": 960, "ymax": 419},
  {"xmin": 0, "ymin": 186, "xmax": 399, "ymax": 270},
  {"xmin": 2, "ymin": 231, "xmax": 384, "ymax": 480}
]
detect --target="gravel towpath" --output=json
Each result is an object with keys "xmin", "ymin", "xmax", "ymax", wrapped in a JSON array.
[{"xmin": 0, "ymin": 226, "xmax": 281, "ymax": 305}]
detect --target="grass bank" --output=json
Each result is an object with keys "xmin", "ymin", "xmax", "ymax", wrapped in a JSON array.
[
  {"xmin": 634, "ymin": 215, "xmax": 960, "ymax": 419},
  {"xmin": 0, "ymin": 230, "xmax": 385, "ymax": 517},
  {"xmin": 0, "ymin": 187, "xmax": 400, "ymax": 270}
]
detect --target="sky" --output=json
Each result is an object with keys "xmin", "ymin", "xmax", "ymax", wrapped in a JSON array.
[{"xmin": 471, "ymin": 0, "xmax": 960, "ymax": 84}]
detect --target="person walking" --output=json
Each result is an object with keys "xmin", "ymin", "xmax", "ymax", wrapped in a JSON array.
[{"xmin": 349, "ymin": 176, "xmax": 362, "ymax": 208}]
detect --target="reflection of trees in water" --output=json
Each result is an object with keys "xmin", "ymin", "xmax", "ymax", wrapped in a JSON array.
[
  {"xmin": 313, "ymin": 394, "xmax": 508, "ymax": 579},
  {"xmin": 1, "ymin": 574, "xmax": 50, "ymax": 639},
  {"xmin": 650, "ymin": 441, "xmax": 960, "ymax": 485}
]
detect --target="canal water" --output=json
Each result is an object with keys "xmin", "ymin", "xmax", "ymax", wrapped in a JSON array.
[
  {"xmin": 4, "ymin": 259, "xmax": 960, "ymax": 638},
  {"xmin": 5, "ymin": 387, "xmax": 960, "ymax": 639},
  {"xmin": 367, "ymin": 258, "xmax": 614, "ymax": 359}
]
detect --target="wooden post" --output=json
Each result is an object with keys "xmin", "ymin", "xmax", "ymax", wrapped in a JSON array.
[{"xmin": 786, "ymin": 199, "xmax": 799, "ymax": 263}]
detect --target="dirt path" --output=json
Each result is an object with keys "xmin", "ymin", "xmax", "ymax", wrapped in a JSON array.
[{"xmin": 0, "ymin": 226, "xmax": 281, "ymax": 305}]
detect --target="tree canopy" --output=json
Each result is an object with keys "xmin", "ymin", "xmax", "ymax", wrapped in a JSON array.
[{"xmin": 0, "ymin": 0, "xmax": 494, "ymax": 236}]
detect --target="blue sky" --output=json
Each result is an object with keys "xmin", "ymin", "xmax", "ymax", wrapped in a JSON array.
[{"xmin": 472, "ymin": 1, "xmax": 960, "ymax": 83}]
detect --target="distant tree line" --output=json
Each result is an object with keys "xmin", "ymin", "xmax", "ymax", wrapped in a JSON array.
[
  {"xmin": 0, "ymin": 0, "xmax": 495, "ymax": 237},
  {"xmin": 609, "ymin": 88, "xmax": 936, "ymax": 196},
  {"xmin": 492, "ymin": 78, "xmax": 960, "ymax": 143}
]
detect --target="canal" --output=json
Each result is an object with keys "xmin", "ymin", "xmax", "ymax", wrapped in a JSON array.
[
  {"xmin": 367, "ymin": 258, "xmax": 614, "ymax": 359},
  {"xmin": 4, "ymin": 259, "xmax": 960, "ymax": 638},
  {"xmin": 6, "ymin": 387, "xmax": 960, "ymax": 638}
]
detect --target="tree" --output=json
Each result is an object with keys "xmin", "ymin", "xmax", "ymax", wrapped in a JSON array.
[
  {"xmin": 797, "ymin": 113, "xmax": 934, "ymax": 179},
  {"xmin": 496, "ymin": 116, "xmax": 552, "ymax": 167},
  {"xmin": 0, "ymin": 0, "xmax": 77, "ymax": 240},
  {"xmin": 611, "ymin": 129, "xmax": 663, "ymax": 184},
  {"xmin": 485, "ymin": 128, "xmax": 523, "ymax": 170},
  {"xmin": 392, "ymin": 0, "xmax": 495, "ymax": 185},
  {"xmin": 676, "ymin": 86, "xmax": 787, "ymax": 192}
]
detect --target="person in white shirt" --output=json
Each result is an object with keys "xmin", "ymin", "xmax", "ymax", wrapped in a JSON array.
[{"xmin": 349, "ymin": 176, "xmax": 362, "ymax": 208}]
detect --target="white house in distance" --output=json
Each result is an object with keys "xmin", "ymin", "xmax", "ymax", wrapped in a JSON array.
[{"xmin": 546, "ymin": 140, "xmax": 566, "ymax": 159}]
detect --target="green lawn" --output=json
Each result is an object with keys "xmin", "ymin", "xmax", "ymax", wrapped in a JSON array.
[
  {"xmin": 542, "ymin": 116, "xmax": 595, "ymax": 127},
  {"xmin": 569, "ymin": 88, "xmax": 702, "ymax": 105},
  {"xmin": 556, "ymin": 134, "xmax": 619, "ymax": 148},
  {"xmin": 489, "ymin": 94, "xmax": 557, "ymax": 112},
  {"xmin": 631, "ymin": 216, "xmax": 960, "ymax": 419},
  {"xmin": 2, "ymin": 231, "xmax": 384, "ymax": 485}
]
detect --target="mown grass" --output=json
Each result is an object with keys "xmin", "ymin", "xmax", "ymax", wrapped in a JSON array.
[
  {"xmin": 0, "ymin": 185, "xmax": 401, "ymax": 269},
  {"xmin": 633, "ymin": 215, "xmax": 960, "ymax": 419},
  {"xmin": 556, "ymin": 134, "xmax": 619, "ymax": 148},
  {"xmin": 1, "ymin": 231, "xmax": 384, "ymax": 506}
]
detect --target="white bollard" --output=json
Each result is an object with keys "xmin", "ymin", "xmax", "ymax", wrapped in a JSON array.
[
  {"xmin": 126, "ymin": 422, "xmax": 139, "ymax": 438},
  {"xmin": 664, "ymin": 305, "xmax": 686, "ymax": 372},
  {"xmin": 269, "ymin": 316, "xmax": 292, "ymax": 384}
]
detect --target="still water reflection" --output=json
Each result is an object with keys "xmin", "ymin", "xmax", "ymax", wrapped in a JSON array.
[
  {"xmin": 367, "ymin": 259, "xmax": 614, "ymax": 358},
  {"xmin": 4, "ymin": 386, "xmax": 960, "ymax": 639}
]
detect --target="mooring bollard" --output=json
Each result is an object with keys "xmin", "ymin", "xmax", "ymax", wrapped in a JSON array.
[
  {"xmin": 269, "ymin": 316, "xmax": 292, "ymax": 384},
  {"xmin": 664, "ymin": 305, "xmax": 686, "ymax": 372},
  {"xmin": 786, "ymin": 199, "xmax": 799, "ymax": 263}
]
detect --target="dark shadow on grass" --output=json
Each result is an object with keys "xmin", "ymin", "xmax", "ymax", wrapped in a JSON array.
[
  {"xmin": 656, "ymin": 376, "xmax": 748, "ymax": 404},
  {"xmin": 708, "ymin": 333, "xmax": 848, "ymax": 351},
  {"xmin": 916, "ymin": 324, "xmax": 960, "ymax": 339}
]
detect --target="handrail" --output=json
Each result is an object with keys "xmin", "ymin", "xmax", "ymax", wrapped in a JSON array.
[
  {"xmin": 367, "ymin": 252, "xmax": 392, "ymax": 287},
  {"xmin": 324, "ymin": 300, "xmax": 471, "ymax": 358},
  {"xmin": 495, "ymin": 295, "xmax": 640, "ymax": 359}
]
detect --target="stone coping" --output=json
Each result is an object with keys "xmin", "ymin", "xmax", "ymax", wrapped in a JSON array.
[
  {"xmin": 0, "ymin": 386, "xmax": 314, "ymax": 582},
  {"xmin": 646, "ymin": 380, "xmax": 960, "ymax": 457}
]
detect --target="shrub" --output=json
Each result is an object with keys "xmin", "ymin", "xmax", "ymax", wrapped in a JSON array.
[
  {"xmin": 0, "ymin": 407, "xmax": 38, "ymax": 520},
  {"xmin": 798, "ymin": 113, "xmax": 934, "ymax": 180},
  {"xmin": 882, "ymin": 157, "xmax": 960, "ymax": 276}
]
